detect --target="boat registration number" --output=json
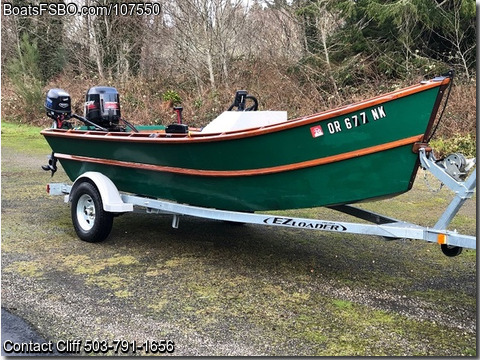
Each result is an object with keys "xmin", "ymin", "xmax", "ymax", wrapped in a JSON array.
[{"xmin": 310, "ymin": 105, "xmax": 387, "ymax": 138}]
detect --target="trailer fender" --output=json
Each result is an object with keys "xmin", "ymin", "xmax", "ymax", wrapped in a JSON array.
[{"xmin": 70, "ymin": 172, "xmax": 133, "ymax": 213}]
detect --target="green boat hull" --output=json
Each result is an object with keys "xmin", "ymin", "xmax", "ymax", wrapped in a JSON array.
[{"xmin": 42, "ymin": 77, "xmax": 450, "ymax": 212}]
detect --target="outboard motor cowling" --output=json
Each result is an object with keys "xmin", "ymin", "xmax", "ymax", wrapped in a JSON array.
[
  {"xmin": 84, "ymin": 86, "xmax": 121, "ymax": 129},
  {"xmin": 45, "ymin": 88, "xmax": 72, "ymax": 121}
]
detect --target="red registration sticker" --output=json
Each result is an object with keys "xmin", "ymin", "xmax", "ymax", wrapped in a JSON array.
[{"xmin": 310, "ymin": 125, "xmax": 324, "ymax": 138}]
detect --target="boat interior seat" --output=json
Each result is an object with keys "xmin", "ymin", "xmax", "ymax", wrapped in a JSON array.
[{"xmin": 200, "ymin": 111, "xmax": 288, "ymax": 134}]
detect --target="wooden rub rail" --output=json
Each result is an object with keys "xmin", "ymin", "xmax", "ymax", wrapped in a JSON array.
[{"xmin": 55, "ymin": 135, "xmax": 423, "ymax": 178}]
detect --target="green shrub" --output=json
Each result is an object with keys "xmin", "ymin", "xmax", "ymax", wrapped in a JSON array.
[
  {"xmin": 430, "ymin": 134, "xmax": 476, "ymax": 158},
  {"xmin": 5, "ymin": 34, "xmax": 45, "ymax": 121},
  {"xmin": 162, "ymin": 90, "xmax": 182, "ymax": 105}
]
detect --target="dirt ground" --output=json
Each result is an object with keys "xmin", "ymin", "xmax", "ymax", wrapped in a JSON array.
[{"xmin": 1, "ymin": 139, "xmax": 477, "ymax": 356}]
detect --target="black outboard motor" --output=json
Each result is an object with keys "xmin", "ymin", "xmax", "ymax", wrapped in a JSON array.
[
  {"xmin": 84, "ymin": 86, "xmax": 121, "ymax": 130},
  {"xmin": 43, "ymin": 88, "xmax": 73, "ymax": 175},
  {"xmin": 45, "ymin": 88, "xmax": 72, "ymax": 128}
]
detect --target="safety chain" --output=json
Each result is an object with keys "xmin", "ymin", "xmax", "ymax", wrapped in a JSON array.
[{"xmin": 423, "ymin": 169, "xmax": 444, "ymax": 193}]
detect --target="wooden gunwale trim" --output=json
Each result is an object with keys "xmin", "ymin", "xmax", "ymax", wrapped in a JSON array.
[
  {"xmin": 54, "ymin": 134, "xmax": 423, "ymax": 177},
  {"xmin": 41, "ymin": 78, "xmax": 448, "ymax": 144}
]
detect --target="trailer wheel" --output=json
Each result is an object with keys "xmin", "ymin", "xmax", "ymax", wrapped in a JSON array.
[
  {"xmin": 71, "ymin": 181, "xmax": 113, "ymax": 242},
  {"xmin": 441, "ymin": 244, "xmax": 463, "ymax": 257}
]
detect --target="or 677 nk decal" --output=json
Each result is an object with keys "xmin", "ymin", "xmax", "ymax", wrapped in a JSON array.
[{"xmin": 310, "ymin": 105, "xmax": 387, "ymax": 138}]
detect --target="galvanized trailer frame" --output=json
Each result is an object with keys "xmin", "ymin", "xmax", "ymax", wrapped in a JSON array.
[{"xmin": 47, "ymin": 149, "xmax": 476, "ymax": 256}]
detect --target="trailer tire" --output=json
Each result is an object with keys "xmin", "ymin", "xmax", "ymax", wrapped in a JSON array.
[
  {"xmin": 71, "ymin": 181, "xmax": 113, "ymax": 242},
  {"xmin": 441, "ymin": 244, "xmax": 463, "ymax": 257}
]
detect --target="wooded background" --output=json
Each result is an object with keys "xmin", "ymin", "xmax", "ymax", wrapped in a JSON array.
[{"xmin": 1, "ymin": 0, "xmax": 476, "ymax": 142}]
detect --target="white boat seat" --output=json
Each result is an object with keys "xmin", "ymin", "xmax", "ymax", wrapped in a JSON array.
[{"xmin": 201, "ymin": 111, "xmax": 288, "ymax": 134}]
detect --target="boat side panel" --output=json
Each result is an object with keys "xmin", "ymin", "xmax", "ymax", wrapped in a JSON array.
[{"xmin": 56, "ymin": 144, "xmax": 419, "ymax": 212}]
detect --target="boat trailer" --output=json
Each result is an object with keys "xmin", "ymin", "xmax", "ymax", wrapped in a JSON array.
[{"xmin": 47, "ymin": 148, "xmax": 476, "ymax": 257}]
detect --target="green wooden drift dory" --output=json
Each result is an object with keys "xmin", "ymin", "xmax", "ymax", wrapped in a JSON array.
[{"xmin": 41, "ymin": 73, "xmax": 453, "ymax": 212}]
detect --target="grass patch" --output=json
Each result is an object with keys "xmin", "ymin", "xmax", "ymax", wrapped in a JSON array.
[
  {"xmin": 412, "ymin": 289, "xmax": 476, "ymax": 308},
  {"xmin": 1, "ymin": 120, "xmax": 50, "ymax": 154},
  {"xmin": 332, "ymin": 299, "xmax": 353, "ymax": 309}
]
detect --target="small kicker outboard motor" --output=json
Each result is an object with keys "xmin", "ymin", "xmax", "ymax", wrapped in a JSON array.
[
  {"xmin": 43, "ymin": 88, "xmax": 73, "ymax": 175},
  {"xmin": 84, "ymin": 86, "xmax": 121, "ymax": 130},
  {"xmin": 45, "ymin": 88, "xmax": 72, "ymax": 128}
]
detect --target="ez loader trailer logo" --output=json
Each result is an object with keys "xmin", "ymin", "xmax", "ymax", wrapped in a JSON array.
[{"xmin": 263, "ymin": 217, "xmax": 347, "ymax": 231}]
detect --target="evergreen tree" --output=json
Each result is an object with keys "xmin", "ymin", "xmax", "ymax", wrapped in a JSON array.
[
  {"xmin": 36, "ymin": 10, "xmax": 66, "ymax": 82},
  {"xmin": 6, "ymin": 33, "xmax": 45, "ymax": 119},
  {"xmin": 329, "ymin": 0, "xmax": 476, "ymax": 80}
]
